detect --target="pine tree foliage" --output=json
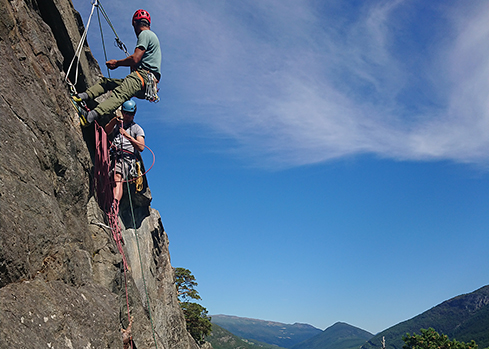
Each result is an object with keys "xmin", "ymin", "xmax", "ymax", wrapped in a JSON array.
[
  {"xmin": 175, "ymin": 267, "xmax": 201, "ymax": 302},
  {"xmin": 174, "ymin": 267, "xmax": 212, "ymax": 344},
  {"xmin": 403, "ymin": 328, "xmax": 479, "ymax": 349},
  {"xmin": 181, "ymin": 302, "xmax": 212, "ymax": 344}
]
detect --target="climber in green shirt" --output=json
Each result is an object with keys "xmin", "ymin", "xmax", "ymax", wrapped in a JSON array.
[{"xmin": 73, "ymin": 9, "xmax": 161, "ymax": 124}]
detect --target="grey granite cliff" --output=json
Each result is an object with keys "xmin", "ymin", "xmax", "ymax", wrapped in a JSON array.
[{"xmin": 0, "ymin": 0, "xmax": 199, "ymax": 348}]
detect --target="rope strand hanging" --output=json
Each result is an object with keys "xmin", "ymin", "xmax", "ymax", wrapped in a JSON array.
[
  {"xmin": 96, "ymin": 0, "xmax": 129, "ymax": 56},
  {"xmin": 125, "ymin": 164, "xmax": 159, "ymax": 349},
  {"xmin": 65, "ymin": 0, "xmax": 129, "ymax": 92},
  {"xmin": 93, "ymin": 121, "xmax": 159, "ymax": 349},
  {"xmin": 65, "ymin": 0, "xmax": 97, "ymax": 91},
  {"xmin": 96, "ymin": 4, "xmax": 110, "ymax": 77}
]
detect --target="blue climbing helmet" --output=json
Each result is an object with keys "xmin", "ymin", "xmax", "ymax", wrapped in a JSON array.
[{"xmin": 122, "ymin": 100, "xmax": 137, "ymax": 113}]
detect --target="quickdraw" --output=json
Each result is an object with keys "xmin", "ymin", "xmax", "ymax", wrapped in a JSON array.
[
  {"xmin": 145, "ymin": 71, "xmax": 160, "ymax": 103},
  {"xmin": 135, "ymin": 70, "xmax": 160, "ymax": 103},
  {"xmin": 127, "ymin": 157, "xmax": 144, "ymax": 192},
  {"xmin": 135, "ymin": 161, "xmax": 144, "ymax": 192}
]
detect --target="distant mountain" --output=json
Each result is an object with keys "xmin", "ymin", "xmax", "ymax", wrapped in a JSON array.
[
  {"xmin": 211, "ymin": 315, "xmax": 322, "ymax": 348},
  {"xmin": 206, "ymin": 323, "xmax": 286, "ymax": 349},
  {"xmin": 360, "ymin": 285, "xmax": 489, "ymax": 349},
  {"xmin": 291, "ymin": 322, "xmax": 373, "ymax": 349}
]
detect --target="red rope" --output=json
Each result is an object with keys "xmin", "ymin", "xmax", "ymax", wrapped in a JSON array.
[
  {"xmin": 94, "ymin": 121, "xmax": 132, "ymax": 347},
  {"xmin": 94, "ymin": 121, "xmax": 113, "ymax": 212},
  {"xmin": 94, "ymin": 121, "xmax": 128, "ymax": 269},
  {"xmin": 93, "ymin": 119, "xmax": 156, "ymax": 267},
  {"xmin": 95, "ymin": 121, "xmax": 156, "ymax": 189},
  {"xmin": 109, "ymin": 130, "xmax": 156, "ymax": 186},
  {"xmin": 93, "ymin": 120, "xmax": 157, "ymax": 349}
]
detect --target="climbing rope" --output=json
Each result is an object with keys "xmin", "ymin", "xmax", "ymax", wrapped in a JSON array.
[
  {"xmin": 93, "ymin": 121, "xmax": 133, "ymax": 348},
  {"xmin": 120, "ymin": 252, "xmax": 133, "ymax": 349},
  {"xmin": 104, "ymin": 121, "xmax": 156, "ymax": 188},
  {"xmin": 65, "ymin": 0, "xmax": 129, "ymax": 91},
  {"xmin": 125, "ymin": 172, "xmax": 159, "ymax": 349},
  {"xmin": 90, "ymin": 217, "xmax": 132, "ymax": 349},
  {"xmin": 113, "ymin": 144, "xmax": 156, "ymax": 186},
  {"xmin": 94, "ymin": 122, "xmax": 129, "ymax": 268},
  {"xmin": 65, "ymin": 0, "xmax": 98, "ymax": 91},
  {"xmin": 95, "ymin": 0, "xmax": 129, "ymax": 57},
  {"xmin": 96, "ymin": 5, "xmax": 110, "ymax": 77},
  {"xmin": 118, "ymin": 119, "xmax": 159, "ymax": 348},
  {"xmin": 94, "ymin": 120, "xmax": 159, "ymax": 349}
]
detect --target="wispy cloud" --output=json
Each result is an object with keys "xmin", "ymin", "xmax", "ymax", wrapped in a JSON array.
[{"xmin": 140, "ymin": 1, "xmax": 489, "ymax": 167}]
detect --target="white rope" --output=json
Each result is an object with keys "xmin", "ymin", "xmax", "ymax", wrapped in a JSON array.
[
  {"xmin": 65, "ymin": 0, "xmax": 99, "ymax": 90},
  {"xmin": 90, "ymin": 220, "xmax": 113, "ymax": 231}
]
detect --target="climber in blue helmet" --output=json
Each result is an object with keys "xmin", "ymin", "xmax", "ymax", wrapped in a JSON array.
[{"xmin": 105, "ymin": 99, "xmax": 145, "ymax": 207}]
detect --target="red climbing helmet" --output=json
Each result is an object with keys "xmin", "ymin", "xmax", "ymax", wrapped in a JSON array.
[{"xmin": 132, "ymin": 9, "xmax": 151, "ymax": 25}]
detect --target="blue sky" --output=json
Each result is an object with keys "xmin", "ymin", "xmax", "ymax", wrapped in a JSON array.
[{"xmin": 72, "ymin": 0, "xmax": 489, "ymax": 334}]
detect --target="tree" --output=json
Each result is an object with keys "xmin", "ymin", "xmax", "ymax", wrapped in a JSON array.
[
  {"xmin": 174, "ymin": 267, "xmax": 212, "ymax": 344},
  {"xmin": 175, "ymin": 267, "xmax": 201, "ymax": 302},
  {"xmin": 403, "ymin": 328, "xmax": 478, "ymax": 349},
  {"xmin": 181, "ymin": 302, "xmax": 212, "ymax": 344}
]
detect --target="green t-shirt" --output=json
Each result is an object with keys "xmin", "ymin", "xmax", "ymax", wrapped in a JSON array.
[{"xmin": 136, "ymin": 29, "xmax": 161, "ymax": 79}]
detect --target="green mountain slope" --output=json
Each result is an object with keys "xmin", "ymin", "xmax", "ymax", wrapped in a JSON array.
[
  {"xmin": 360, "ymin": 285, "xmax": 489, "ymax": 349},
  {"xmin": 291, "ymin": 322, "xmax": 373, "ymax": 349},
  {"xmin": 211, "ymin": 315, "xmax": 322, "ymax": 348},
  {"xmin": 206, "ymin": 323, "xmax": 287, "ymax": 349}
]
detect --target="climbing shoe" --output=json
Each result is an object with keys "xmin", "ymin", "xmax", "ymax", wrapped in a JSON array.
[
  {"xmin": 72, "ymin": 92, "xmax": 89, "ymax": 103},
  {"xmin": 70, "ymin": 96, "xmax": 90, "ymax": 127},
  {"xmin": 86, "ymin": 110, "xmax": 100, "ymax": 124}
]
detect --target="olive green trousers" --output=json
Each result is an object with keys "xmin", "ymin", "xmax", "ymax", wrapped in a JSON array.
[{"xmin": 86, "ymin": 70, "xmax": 147, "ymax": 117}]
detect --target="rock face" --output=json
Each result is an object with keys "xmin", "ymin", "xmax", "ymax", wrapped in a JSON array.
[{"xmin": 0, "ymin": 0, "xmax": 199, "ymax": 348}]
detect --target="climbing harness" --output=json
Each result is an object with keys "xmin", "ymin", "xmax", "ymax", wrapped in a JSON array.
[{"xmin": 109, "ymin": 120, "xmax": 152, "ymax": 188}]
